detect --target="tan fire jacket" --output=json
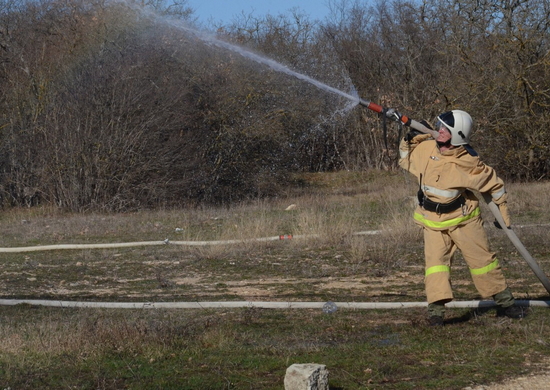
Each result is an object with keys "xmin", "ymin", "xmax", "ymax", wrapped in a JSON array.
[{"xmin": 399, "ymin": 136, "xmax": 507, "ymax": 230}]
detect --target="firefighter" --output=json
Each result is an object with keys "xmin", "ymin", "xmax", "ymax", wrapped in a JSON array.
[{"xmin": 397, "ymin": 109, "xmax": 525, "ymax": 326}]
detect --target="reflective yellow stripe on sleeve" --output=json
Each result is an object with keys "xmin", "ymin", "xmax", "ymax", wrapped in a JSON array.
[
  {"xmin": 470, "ymin": 259, "xmax": 500, "ymax": 276},
  {"xmin": 425, "ymin": 265, "xmax": 450, "ymax": 276},
  {"xmin": 414, "ymin": 207, "xmax": 481, "ymax": 229}
]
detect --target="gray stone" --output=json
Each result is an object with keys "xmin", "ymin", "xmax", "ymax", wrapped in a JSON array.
[{"xmin": 284, "ymin": 363, "xmax": 329, "ymax": 390}]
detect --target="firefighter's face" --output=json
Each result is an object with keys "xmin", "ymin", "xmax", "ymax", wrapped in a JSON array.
[{"xmin": 436, "ymin": 126, "xmax": 452, "ymax": 143}]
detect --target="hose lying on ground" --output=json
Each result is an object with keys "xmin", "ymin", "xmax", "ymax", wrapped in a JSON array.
[
  {"xmin": 0, "ymin": 230, "xmax": 381, "ymax": 253},
  {"xmin": 0, "ymin": 299, "xmax": 548, "ymax": 309}
]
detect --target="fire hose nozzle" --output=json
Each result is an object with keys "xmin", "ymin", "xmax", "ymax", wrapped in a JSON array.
[
  {"xmin": 358, "ymin": 98, "xmax": 439, "ymax": 138},
  {"xmin": 358, "ymin": 99, "xmax": 384, "ymax": 113}
]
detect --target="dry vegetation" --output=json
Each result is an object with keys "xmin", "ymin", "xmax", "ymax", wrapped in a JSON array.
[
  {"xmin": 1, "ymin": 0, "xmax": 550, "ymax": 211},
  {"xmin": 1, "ymin": 173, "xmax": 550, "ymax": 388}
]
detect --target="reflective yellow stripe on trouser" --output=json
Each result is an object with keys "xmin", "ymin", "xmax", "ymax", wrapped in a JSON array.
[
  {"xmin": 470, "ymin": 259, "xmax": 499, "ymax": 275},
  {"xmin": 426, "ymin": 265, "xmax": 450, "ymax": 277},
  {"xmin": 425, "ymin": 264, "xmax": 452, "ymax": 304}
]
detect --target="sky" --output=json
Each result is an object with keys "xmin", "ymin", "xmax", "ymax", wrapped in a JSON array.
[{"xmin": 185, "ymin": 0, "xmax": 333, "ymax": 25}]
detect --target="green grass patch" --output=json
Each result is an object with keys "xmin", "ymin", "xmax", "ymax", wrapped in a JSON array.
[{"xmin": 1, "ymin": 306, "xmax": 550, "ymax": 389}]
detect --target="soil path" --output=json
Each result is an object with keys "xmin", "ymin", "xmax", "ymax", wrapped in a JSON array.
[{"xmin": 465, "ymin": 372, "xmax": 550, "ymax": 389}]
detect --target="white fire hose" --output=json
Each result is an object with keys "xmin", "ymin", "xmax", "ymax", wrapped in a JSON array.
[{"xmin": 0, "ymin": 299, "xmax": 548, "ymax": 310}]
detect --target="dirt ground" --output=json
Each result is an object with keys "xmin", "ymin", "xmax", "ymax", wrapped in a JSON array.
[{"xmin": 465, "ymin": 372, "xmax": 550, "ymax": 389}]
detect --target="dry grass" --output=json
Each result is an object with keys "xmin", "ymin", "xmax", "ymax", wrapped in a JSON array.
[
  {"xmin": 1, "ymin": 171, "xmax": 550, "ymax": 389},
  {"xmin": 509, "ymin": 181, "xmax": 550, "ymax": 218}
]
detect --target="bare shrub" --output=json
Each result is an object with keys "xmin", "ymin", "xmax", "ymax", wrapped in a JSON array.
[{"xmin": 2, "ymin": 0, "xmax": 550, "ymax": 212}]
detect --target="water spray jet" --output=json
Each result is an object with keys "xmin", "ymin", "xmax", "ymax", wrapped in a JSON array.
[{"xmin": 121, "ymin": 1, "xmax": 439, "ymax": 138}]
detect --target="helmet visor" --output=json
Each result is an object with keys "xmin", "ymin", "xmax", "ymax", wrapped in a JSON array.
[{"xmin": 438, "ymin": 111, "xmax": 455, "ymax": 129}]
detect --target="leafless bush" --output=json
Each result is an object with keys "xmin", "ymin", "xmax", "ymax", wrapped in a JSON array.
[{"xmin": 1, "ymin": 0, "xmax": 549, "ymax": 211}]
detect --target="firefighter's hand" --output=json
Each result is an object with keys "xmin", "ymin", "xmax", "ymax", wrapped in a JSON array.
[
  {"xmin": 494, "ymin": 202, "xmax": 511, "ymax": 229},
  {"xmin": 385, "ymin": 108, "xmax": 402, "ymax": 122},
  {"xmin": 404, "ymin": 129, "xmax": 422, "ymax": 142}
]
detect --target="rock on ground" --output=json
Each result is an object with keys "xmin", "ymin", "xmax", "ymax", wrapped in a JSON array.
[{"xmin": 284, "ymin": 363, "xmax": 329, "ymax": 390}]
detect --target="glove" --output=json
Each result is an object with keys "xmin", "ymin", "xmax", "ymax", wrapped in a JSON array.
[
  {"xmin": 385, "ymin": 108, "xmax": 402, "ymax": 122},
  {"xmin": 492, "ymin": 191, "xmax": 510, "ymax": 229},
  {"xmin": 495, "ymin": 201, "xmax": 511, "ymax": 229},
  {"xmin": 404, "ymin": 129, "xmax": 422, "ymax": 141},
  {"xmin": 404, "ymin": 119, "xmax": 434, "ymax": 141}
]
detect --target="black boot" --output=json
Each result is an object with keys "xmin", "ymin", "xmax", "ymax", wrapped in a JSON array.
[
  {"xmin": 427, "ymin": 315, "xmax": 444, "ymax": 326},
  {"xmin": 493, "ymin": 288, "xmax": 526, "ymax": 319},
  {"xmin": 427, "ymin": 302, "xmax": 446, "ymax": 326},
  {"xmin": 496, "ymin": 305, "xmax": 526, "ymax": 319}
]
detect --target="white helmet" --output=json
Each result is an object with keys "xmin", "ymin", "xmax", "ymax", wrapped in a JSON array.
[{"xmin": 437, "ymin": 110, "xmax": 473, "ymax": 146}]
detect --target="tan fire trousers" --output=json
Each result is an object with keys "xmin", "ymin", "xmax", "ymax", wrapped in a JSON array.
[{"xmin": 423, "ymin": 216, "xmax": 508, "ymax": 304}]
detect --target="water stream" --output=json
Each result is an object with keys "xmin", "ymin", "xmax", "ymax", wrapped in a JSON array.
[
  {"xmin": 128, "ymin": 2, "xmax": 362, "ymax": 109},
  {"xmin": 175, "ymin": 25, "xmax": 362, "ymax": 105}
]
